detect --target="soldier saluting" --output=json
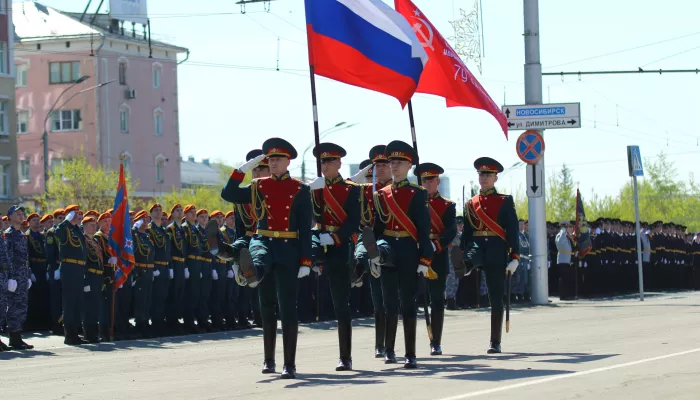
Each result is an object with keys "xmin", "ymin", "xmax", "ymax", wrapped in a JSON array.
[
  {"xmin": 220, "ymin": 137, "xmax": 313, "ymax": 379},
  {"xmin": 413, "ymin": 163, "xmax": 457, "ymax": 356},
  {"xmin": 453, "ymin": 158, "xmax": 520, "ymax": 354}
]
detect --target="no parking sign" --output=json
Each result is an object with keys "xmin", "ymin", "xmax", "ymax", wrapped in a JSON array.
[{"xmin": 516, "ymin": 130, "xmax": 545, "ymax": 165}]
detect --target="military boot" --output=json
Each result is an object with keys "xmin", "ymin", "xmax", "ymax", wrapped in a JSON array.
[
  {"xmin": 335, "ymin": 321, "xmax": 352, "ymax": 371},
  {"xmin": 374, "ymin": 311, "xmax": 386, "ymax": 358},
  {"xmin": 9, "ymin": 331, "xmax": 34, "ymax": 350},
  {"xmin": 430, "ymin": 308, "xmax": 444, "ymax": 356},
  {"xmin": 487, "ymin": 309, "xmax": 504, "ymax": 354},
  {"xmin": 403, "ymin": 318, "xmax": 418, "ymax": 369},
  {"xmin": 262, "ymin": 320, "xmax": 277, "ymax": 374},
  {"xmin": 280, "ymin": 323, "xmax": 298, "ymax": 379},
  {"xmin": 384, "ymin": 314, "xmax": 399, "ymax": 364}
]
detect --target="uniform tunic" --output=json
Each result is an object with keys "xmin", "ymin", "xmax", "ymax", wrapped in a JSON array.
[
  {"xmin": 5, "ymin": 226, "xmax": 31, "ymax": 332},
  {"xmin": 55, "ymin": 219, "xmax": 87, "ymax": 332}
]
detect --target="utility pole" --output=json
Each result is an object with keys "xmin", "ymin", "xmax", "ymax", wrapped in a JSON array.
[{"xmin": 524, "ymin": 0, "xmax": 549, "ymax": 305}]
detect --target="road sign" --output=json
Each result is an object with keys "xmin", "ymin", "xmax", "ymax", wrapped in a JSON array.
[
  {"xmin": 526, "ymin": 163, "xmax": 543, "ymax": 198},
  {"xmin": 627, "ymin": 146, "xmax": 644, "ymax": 177},
  {"xmin": 516, "ymin": 130, "xmax": 545, "ymax": 165},
  {"xmin": 502, "ymin": 102, "xmax": 581, "ymax": 130}
]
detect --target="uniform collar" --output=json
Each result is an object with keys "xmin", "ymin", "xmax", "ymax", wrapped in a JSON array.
[
  {"xmin": 480, "ymin": 187, "xmax": 496, "ymax": 196},
  {"xmin": 430, "ymin": 191, "xmax": 441, "ymax": 199},
  {"xmin": 325, "ymin": 175, "xmax": 344, "ymax": 185},
  {"xmin": 379, "ymin": 178, "xmax": 393, "ymax": 187},
  {"xmin": 272, "ymin": 171, "xmax": 291, "ymax": 181},
  {"xmin": 392, "ymin": 179, "xmax": 411, "ymax": 189}
]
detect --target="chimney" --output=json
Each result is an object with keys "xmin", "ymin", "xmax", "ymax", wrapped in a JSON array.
[
  {"xmin": 202, "ymin": 158, "xmax": 210, "ymax": 166},
  {"xmin": 188, "ymin": 156, "xmax": 195, "ymax": 163}
]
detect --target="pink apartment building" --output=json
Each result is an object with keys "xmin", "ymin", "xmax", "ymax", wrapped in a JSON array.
[{"xmin": 13, "ymin": 2, "xmax": 188, "ymax": 200}]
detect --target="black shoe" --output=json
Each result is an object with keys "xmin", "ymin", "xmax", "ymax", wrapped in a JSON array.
[
  {"xmin": 0, "ymin": 339, "xmax": 10, "ymax": 351},
  {"xmin": 64, "ymin": 330, "xmax": 89, "ymax": 346},
  {"xmin": 384, "ymin": 351, "xmax": 397, "ymax": 364},
  {"xmin": 335, "ymin": 358, "xmax": 352, "ymax": 371},
  {"xmin": 446, "ymin": 298, "xmax": 458, "ymax": 310},
  {"xmin": 51, "ymin": 324, "xmax": 65, "ymax": 336},
  {"xmin": 430, "ymin": 344, "xmax": 442, "ymax": 356},
  {"xmin": 404, "ymin": 355, "xmax": 418, "ymax": 369},
  {"xmin": 487, "ymin": 343, "xmax": 502, "ymax": 354},
  {"xmin": 375, "ymin": 346, "xmax": 386, "ymax": 358},
  {"xmin": 239, "ymin": 248, "xmax": 262, "ymax": 287},
  {"xmin": 10, "ymin": 331, "xmax": 34, "ymax": 350},
  {"xmin": 280, "ymin": 365, "xmax": 296, "ymax": 379},
  {"xmin": 262, "ymin": 360, "xmax": 276, "ymax": 374},
  {"xmin": 361, "ymin": 226, "xmax": 381, "ymax": 261}
]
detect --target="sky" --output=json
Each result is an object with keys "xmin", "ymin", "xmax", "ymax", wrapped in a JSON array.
[{"xmin": 24, "ymin": 0, "xmax": 700, "ymax": 204}]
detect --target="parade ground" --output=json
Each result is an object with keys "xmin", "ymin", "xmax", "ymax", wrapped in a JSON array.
[{"xmin": 1, "ymin": 291, "xmax": 699, "ymax": 400}]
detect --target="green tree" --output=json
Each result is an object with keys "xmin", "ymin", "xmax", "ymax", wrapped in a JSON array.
[{"xmin": 546, "ymin": 163, "xmax": 575, "ymax": 222}]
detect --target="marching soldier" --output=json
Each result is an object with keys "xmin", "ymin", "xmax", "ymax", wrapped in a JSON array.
[
  {"xmin": 132, "ymin": 210, "xmax": 155, "ymax": 338},
  {"xmin": 453, "ymin": 158, "xmax": 520, "ymax": 354},
  {"xmin": 95, "ymin": 212, "xmax": 116, "ymax": 341},
  {"xmin": 196, "ymin": 209, "xmax": 215, "ymax": 332},
  {"xmin": 354, "ymin": 146, "xmax": 392, "ymax": 358},
  {"xmin": 4, "ymin": 205, "xmax": 34, "ymax": 350},
  {"xmin": 166, "ymin": 204, "xmax": 187, "ymax": 334},
  {"xmin": 556, "ymin": 221, "xmax": 575, "ymax": 300},
  {"xmin": 46, "ymin": 208, "xmax": 65, "ymax": 335},
  {"xmin": 221, "ymin": 211, "xmax": 241, "ymax": 330},
  {"xmin": 362, "ymin": 140, "xmax": 434, "ymax": 368},
  {"xmin": 445, "ymin": 217, "xmax": 464, "ymax": 310},
  {"xmin": 207, "ymin": 210, "xmax": 229, "ymax": 331},
  {"xmin": 56, "ymin": 205, "xmax": 88, "ymax": 345},
  {"xmin": 149, "ymin": 204, "xmax": 171, "ymax": 337},
  {"xmin": 220, "ymin": 137, "xmax": 313, "ymax": 379},
  {"xmin": 26, "ymin": 212, "xmax": 49, "ymax": 331},
  {"xmin": 0, "ymin": 227, "xmax": 10, "ymax": 351},
  {"xmin": 81, "ymin": 216, "xmax": 103, "ymax": 343},
  {"xmin": 309, "ymin": 142, "xmax": 361, "ymax": 371},
  {"xmin": 182, "ymin": 204, "xmax": 203, "ymax": 334},
  {"xmin": 414, "ymin": 163, "xmax": 457, "ymax": 356}
]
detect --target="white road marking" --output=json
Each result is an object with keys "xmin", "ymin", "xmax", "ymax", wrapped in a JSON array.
[{"xmin": 435, "ymin": 347, "xmax": 700, "ymax": 400}]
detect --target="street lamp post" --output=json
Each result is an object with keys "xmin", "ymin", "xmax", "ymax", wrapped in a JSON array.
[
  {"xmin": 42, "ymin": 77, "xmax": 115, "ymax": 192},
  {"xmin": 300, "ymin": 121, "xmax": 358, "ymax": 180}
]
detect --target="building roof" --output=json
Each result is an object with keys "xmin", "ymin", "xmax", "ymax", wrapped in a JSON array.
[
  {"xmin": 180, "ymin": 158, "xmax": 221, "ymax": 188},
  {"xmin": 12, "ymin": 2, "xmax": 188, "ymax": 52}
]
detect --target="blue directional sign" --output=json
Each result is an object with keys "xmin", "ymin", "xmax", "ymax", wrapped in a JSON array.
[
  {"xmin": 627, "ymin": 146, "xmax": 644, "ymax": 177},
  {"xmin": 516, "ymin": 130, "xmax": 545, "ymax": 165}
]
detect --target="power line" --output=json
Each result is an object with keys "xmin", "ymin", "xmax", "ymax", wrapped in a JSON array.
[{"xmin": 639, "ymin": 44, "xmax": 700, "ymax": 68}]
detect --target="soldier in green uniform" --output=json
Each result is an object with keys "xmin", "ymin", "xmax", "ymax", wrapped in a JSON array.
[
  {"xmin": 166, "ymin": 204, "xmax": 187, "ymax": 335},
  {"xmin": 196, "ymin": 209, "xmax": 215, "ymax": 332},
  {"xmin": 414, "ymin": 162, "xmax": 457, "ymax": 356},
  {"xmin": 221, "ymin": 211, "xmax": 241, "ymax": 330},
  {"xmin": 45, "ymin": 208, "xmax": 65, "ymax": 336},
  {"xmin": 95, "ymin": 212, "xmax": 116, "ymax": 341},
  {"xmin": 362, "ymin": 140, "xmax": 434, "ymax": 369},
  {"xmin": 208, "ymin": 210, "xmax": 229, "ymax": 331},
  {"xmin": 220, "ymin": 138, "xmax": 313, "ymax": 379},
  {"xmin": 132, "ymin": 210, "xmax": 155, "ymax": 338},
  {"xmin": 149, "ymin": 204, "xmax": 171, "ymax": 337},
  {"xmin": 452, "ymin": 158, "xmax": 520, "ymax": 354},
  {"xmin": 182, "ymin": 204, "xmax": 203, "ymax": 334},
  {"xmin": 308, "ymin": 142, "xmax": 361, "ymax": 371},
  {"xmin": 55, "ymin": 205, "xmax": 89, "ymax": 345},
  {"xmin": 26, "ymin": 212, "xmax": 49, "ymax": 331},
  {"xmin": 81, "ymin": 216, "xmax": 104, "ymax": 343}
]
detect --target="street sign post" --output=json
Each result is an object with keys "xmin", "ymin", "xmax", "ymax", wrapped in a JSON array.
[
  {"xmin": 627, "ymin": 145, "xmax": 645, "ymax": 301},
  {"xmin": 502, "ymin": 102, "xmax": 581, "ymax": 130},
  {"xmin": 516, "ymin": 130, "xmax": 545, "ymax": 164},
  {"xmin": 526, "ymin": 163, "xmax": 543, "ymax": 198}
]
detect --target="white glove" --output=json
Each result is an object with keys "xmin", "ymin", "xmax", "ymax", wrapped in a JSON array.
[
  {"xmin": 417, "ymin": 264, "xmax": 429, "ymax": 276},
  {"xmin": 227, "ymin": 270, "xmax": 234, "ymax": 279},
  {"xmin": 184, "ymin": 268, "xmax": 190, "ymax": 279},
  {"xmin": 153, "ymin": 269, "xmax": 161, "ymax": 277},
  {"xmin": 238, "ymin": 154, "xmax": 266, "ymax": 173},
  {"xmin": 118, "ymin": 283, "xmax": 123, "ymax": 289},
  {"xmin": 66, "ymin": 211, "xmax": 76, "ymax": 222},
  {"xmin": 31, "ymin": 273, "xmax": 36, "ymax": 283},
  {"xmin": 132, "ymin": 279, "xmax": 137, "ymax": 287},
  {"xmin": 134, "ymin": 220, "xmax": 144, "ymax": 230},
  {"xmin": 506, "ymin": 259, "xmax": 519, "ymax": 274},
  {"xmin": 681, "ymin": 260, "xmax": 685, "ymax": 265},
  {"xmin": 200, "ymin": 272, "xmax": 203, "ymax": 278},
  {"xmin": 108, "ymin": 257, "xmax": 117, "ymax": 265},
  {"xmin": 84, "ymin": 285, "xmax": 90, "ymax": 292},
  {"xmin": 370, "ymin": 260, "xmax": 381, "ymax": 278},
  {"xmin": 625, "ymin": 260, "xmax": 629, "ymax": 265},
  {"xmin": 297, "ymin": 266, "xmax": 311, "ymax": 278},
  {"xmin": 584, "ymin": 262, "xmax": 588, "ymax": 268},
  {"xmin": 212, "ymin": 269, "xmax": 219, "ymax": 280},
  {"xmin": 547, "ymin": 261, "xmax": 551, "ymax": 268},
  {"xmin": 349, "ymin": 163, "xmax": 372, "ymax": 183},
  {"xmin": 46, "ymin": 272, "xmax": 49, "ymax": 281},
  {"xmin": 169, "ymin": 269, "xmax": 174, "ymax": 279},
  {"xmin": 27, "ymin": 279, "xmax": 32, "ymax": 290},
  {"xmin": 312, "ymin": 266, "xmax": 322, "ymax": 275},
  {"xmin": 7, "ymin": 279, "xmax": 17, "ymax": 293},
  {"xmin": 319, "ymin": 233, "xmax": 335, "ymax": 246},
  {"xmin": 431, "ymin": 242, "xmax": 436, "ymax": 251},
  {"xmin": 308, "ymin": 176, "xmax": 325, "ymax": 191}
]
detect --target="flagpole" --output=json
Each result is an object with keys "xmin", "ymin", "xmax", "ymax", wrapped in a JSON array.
[
  {"xmin": 110, "ymin": 265, "xmax": 116, "ymax": 341},
  {"xmin": 407, "ymin": 100, "xmax": 433, "ymax": 342}
]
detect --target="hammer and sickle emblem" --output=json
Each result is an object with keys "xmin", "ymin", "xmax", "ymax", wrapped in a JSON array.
[{"xmin": 412, "ymin": 17, "xmax": 435, "ymax": 51}]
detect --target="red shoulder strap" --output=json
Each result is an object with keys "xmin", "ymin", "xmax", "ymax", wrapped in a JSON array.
[{"xmin": 381, "ymin": 187, "xmax": 418, "ymax": 241}]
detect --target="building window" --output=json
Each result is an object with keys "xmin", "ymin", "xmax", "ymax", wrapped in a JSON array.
[
  {"xmin": 154, "ymin": 110, "xmax": 163, "ymax": 136},
  {"xmin": 50, "ymin": 110, "xmax": 82, "ymax": 132},
  {"xmin": 119, "ymin": 106, "xmax": 129, "ymax": 133},
  {"xmin": 0, "ymin": 42, "xmax": 6, "ymax": 74},
  {"xmin": 156, "ymin": 157, "xmax": 165, "ymax": 183},
  {"xmin": 118, "ymin": 60, "xmax": 127, "ymax": 85},
  {"xmin": 49, "ymin": 61, "xmax": 80, "ymax": 84},
  {"xmin": 16, "ymin": 64, "xmax": 28, "ymax": 86},
  {"xmin": 19, "ymin": 158, "xmax": 31, "ymax": 182},
  {"xmin": 152, "ymin": 63, "xmax": 162, "ymax": 88},
  {"xmin": 0, "ymin": 164, "xmax": 10, "ymax": 198},
  {"xmin": 50, "ymin": 158, "xmax": 67, "ymax": 180},
  {"xmin": 0, "ymin": 102, "xmax": 7, "ymax": 137},
  {"xmin": 17, "ymin": 111, "xmax": 29, "ymax": 134}
]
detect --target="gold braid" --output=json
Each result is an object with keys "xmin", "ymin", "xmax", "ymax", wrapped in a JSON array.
[
  {"xmin": 360, "ymin": 185, "xmax": 373, "ymax": 225},
  {"xmin": 170, "ymin": 225, "xmax": 183, "ymax": 252},
  {"xmin": 135, "ymin": 231, "xmax": 151, "ymax": 257},
  {"xmin": 149, "ymin": 225, "xmax": 165, "ymax": 248},
  {"xmin": 250, "ymin": 180, "xmax": 267, "ymax": 222},
  {"xmin": 373, "ymin": 190, "xmax": 391, "ymax": 224},
  {"xmin": 311, "ymin": 189, "xmax": 322, "ymax": 217},
  {"xmin": 28, "ymin": 232, "xmax": 45, "ymax": 255},
  {"xmin": 464, "ymin": 199, "xmax": 484, "ymax": 231},
  {"xmin": 63, "ymin": 224, "xmax": 83, "ymax": 248}
]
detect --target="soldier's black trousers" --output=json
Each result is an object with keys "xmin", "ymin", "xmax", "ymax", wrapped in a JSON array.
[
  {"xmin": 427, "ymin": 250, "xmax": 448, "ymax": 311},
  {"xmin": 199, "ymin": 261, "xmax": 213, "ymax": 323},
  {"xmin": 133, "ymin": 267, "xmax": 154, "ymax": 324},
  {"xmin": 210, "ymin": 260, "xmax": 228, "ymax": 322},
  {"xmin": 101, "ymin": 267, "xmax": 115, "ymax": 335},
  {"xmin": 48, "ymin": 264, "xmax": 63, "ymax": 327},
  {"xmin": 166, "ymin": 260, "xmax": 186, "ymax": 322},
  {"xmin": 378, "ymin": 237, "xmax": 419, "ymax": 320},
  {"xmin": 312, "ymin": 234, "xmax": 352, "ymax": 325},
  {"xmin": 184, "ymin": 259, "xmax": 202, "ymax": 325},
  {"xmin": 27, "ymin": 261, "xmax": 50, "ymax": 330},
  {"xmin": 558, "ymin": 263, "xmax": 576, "ymax": 299},
  {"xmin": 60, "ymin": 262, "xmax": 85, "ymax": 331},
  {"xmin": 83, "ymin": 271, "xmax": 103, "ymax": 327},
  {"xmin": 482, "ymin": 264, "xmax": 506, "ymax": 313},
  {"xmin": 115, "ymin": 277, "xmax": 132, "ymax": 334},
  {"xmin": 151, "ymin": 265, "xmax": 170, "ymax": 324}
]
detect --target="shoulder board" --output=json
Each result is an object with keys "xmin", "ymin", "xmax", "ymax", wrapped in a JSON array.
[
  {"xmin": 410, "ymin": 183, "xmax": 426, "ymax": 191},
  {"xmin": 440, "ymin": 196, "xmax": 455, "ymax": 204},
  {"xmin": 24, "ymin": 230, "xmax": 30, "ymax": 236},
  {"xmin": 343, "ymin": 180, "xmax": 359, "ymax": 187}
]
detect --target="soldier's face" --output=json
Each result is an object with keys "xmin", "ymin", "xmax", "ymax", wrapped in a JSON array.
[
  {"xmin": 519, "ymin": 221, "xmax": 525, "ymax": 231},
  {"xmin": 161, "ymin": 216, "xmax": 168, "ymax": 225},
  {"xmin": 185, "ymin": 210, "xmax": 196, "ymax": 223},
  {"xmin": 29, "ymin": 218, "xmax": 40, "ymax": 230},
  {"xmin": 83, "ymin": 221, "xmax": 97, "ymax": 235},
  {"xmin": 478, "ymin": 172, "xmax": 497, "ymax": 189},
  {"xmin": 214, "ymin": 215, "xmax": 224, "ymax": 227},
  {"xmin": 390, "ymin": 160, "xmax": 411, "ymax": 178},
  {"xmin": 56, "ymin": 215, "xmax": 65, "ymax": 224},
  {"xmin": 197, "ymin": 213, "xmax": 209, "ymax": 226},
  {"xmin": 10, "ymin": 210, "xmax": 25, "ymax": 225},
  {"xmin": 374, "ymin": 162, "xmax": 391, "ymax": 182},
  {"xmin": 252, "ymin": 166, "xmax": 270, "ymax": 179},
  {"xmin": 150, "ymin": 209, "xmax": 162, "ymax": 226},
  {"xmin": 268, "ymin": 156, "xmax": 290, "ymax": 176},
  {"xmin": 99, "ymin": 220, "xmax": 111, "ymax": 232},
  {"xmin": 225, "ymin": 215, "xmax": 235, "ymax": 226},
  {"xmin": 321, "ymin": 158, "xmax": 341, "ymax": 178},
  {"xmin": 421, "ymin": 176, "xmax": 440, "ymax": 194},
  {"xmin": 172, "ymin": 207, "xmax": 183, "ymax": 221}
]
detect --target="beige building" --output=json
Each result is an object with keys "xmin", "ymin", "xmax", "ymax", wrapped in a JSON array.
[{"xmin": 0, "ymin": 0, "xmax": 18, "ymax": 213}]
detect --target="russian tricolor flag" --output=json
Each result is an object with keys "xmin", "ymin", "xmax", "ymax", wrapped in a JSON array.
[{"xmin": 305, "ymin": 0, "xmax": 428, "ymax": 107}]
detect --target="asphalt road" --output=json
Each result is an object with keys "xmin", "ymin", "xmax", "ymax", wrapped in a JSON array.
[{"xmin": 1, "ymin": 291, "xmax": 699, "ymax": 399}]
